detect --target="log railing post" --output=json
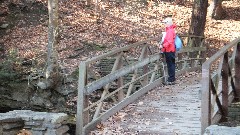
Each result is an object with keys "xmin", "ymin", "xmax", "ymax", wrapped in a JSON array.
[
  {"xmin": 150, "ymin": 61, "xmax": 159, "ymax": 83},
  {"xmin": 235, "ymin": 42, "xmax": 240, "ymax": 101},
  {"xmin": 201, "ymin": 64, "xmax": 211, "ymax": 134},
  {"xmin": 142, "ymin": 44, "xmax": 149, "ymax": 86},
  {"xmin": 195, "ymin": 37, "xmax": 205, "ymax": 67},
  {"xmin": 200, "ymin": 38, "xmax": 206, "ymax": 64},
  {"xmin": 222, "ymin": 52, "xmax": 229, "ymax": 121},
  {"xmin": 117, "ymin": 54, "xmax": 124, "ymax": 101},
  {"xmin": 76, "ymin": 62, "xmax": 88, "ymax": 135}
]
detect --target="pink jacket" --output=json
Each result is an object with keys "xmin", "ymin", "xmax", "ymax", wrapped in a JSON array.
[{"xmin": 162, "ymin": 24, "xmax": 176, "ymax": 52}]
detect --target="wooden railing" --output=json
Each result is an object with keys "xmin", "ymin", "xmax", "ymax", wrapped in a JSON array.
[
  {"xmin": 201, "ymin": 37, "xmax": 240, "ymax": 134},
  {"xmin": 76, "ymin": 35, "xmax": 206, "ymax": 135}
]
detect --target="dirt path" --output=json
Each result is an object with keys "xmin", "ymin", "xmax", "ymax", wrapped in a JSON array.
[{"xmin": 91, "ymin": 73, "xmax": 202, "ymax": 135}]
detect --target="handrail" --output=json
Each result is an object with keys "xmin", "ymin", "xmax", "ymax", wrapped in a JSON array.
[
  {"xmin": 201, "ymin": 37, "xmax": 240, "ymax": 134},
  {"xmin": 76, "ymin": 35, "xmax": 206, "ymax": 135},
  {"xmin": 85, "ymin": 34, "xmax": 203, "ymax": 64},
  {"xmin": 203, "ymin": 38, "xmax": 240, "ymax": 66},
  {"xmin": 85, "ymin": 37, "xmax": 158, "ymax": 64},
  {"xmin": 85, "ymin": 54, "xmax": 160, "ymax": 94}
]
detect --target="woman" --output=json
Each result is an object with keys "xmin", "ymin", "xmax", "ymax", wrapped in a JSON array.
[{"xmin": 159, "ymin": 17, "xmax": 176, "ymax": 85}]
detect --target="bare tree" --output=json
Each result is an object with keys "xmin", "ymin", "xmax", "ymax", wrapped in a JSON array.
[
  {"xmin": 188, "ymin": 0, "xmax": 208, "ymax": 47},
  {"xmin": 38, "ymin": 0, "xmax": 60, "ymax": 89},
  {"xmin": 209, "ymin": 0, "xmax": 227, "ymax": 20}
]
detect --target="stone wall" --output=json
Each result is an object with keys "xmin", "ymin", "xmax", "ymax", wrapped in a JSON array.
[
  {"xmin": 0, "ymin": 110, "xmax": 69, "ymax": 135},
  {"xmin": 228, "ymin": 102, "xmax": 240, "ymax": 121},
  {"xmin": 204, "ymin": 102, "xmax": 240, "ymax": 135},
  {"xmin": 204, "ymin": 125, "xmax": 240, "ymax": 135}
]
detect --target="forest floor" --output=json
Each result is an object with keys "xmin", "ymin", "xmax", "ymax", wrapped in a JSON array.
[{"xmin": 1, "ymin": 0, "xmax": 240, "ymax": 74}]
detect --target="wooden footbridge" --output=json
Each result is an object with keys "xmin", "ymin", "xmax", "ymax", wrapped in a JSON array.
[{"xmin": 75, "ymin": 35, "xmax": 240, "ymax": 135}]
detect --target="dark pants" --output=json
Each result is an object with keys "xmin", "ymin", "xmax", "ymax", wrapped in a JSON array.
[{"xmin": 164, "ymin": 52, "xmax": 175, "ymax": 82}]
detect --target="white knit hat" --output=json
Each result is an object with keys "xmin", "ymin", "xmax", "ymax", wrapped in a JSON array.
[{"xmin": 162, "ymin": 17, "xmax": 173, "ymax": 26}]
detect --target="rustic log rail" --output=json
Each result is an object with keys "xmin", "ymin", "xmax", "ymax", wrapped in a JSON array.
[
  {"xmin": 201, "ymin": 37, "xmax": 240, "ymax": 134},
  {"xmin": 76, "ymin": 35, "xmax": 206, "ymax": 135}
]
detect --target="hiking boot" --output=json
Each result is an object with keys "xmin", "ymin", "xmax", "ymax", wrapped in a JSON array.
[{"xmin": 163, "ymin": 81, "xmax": 175, "ymax": 85}]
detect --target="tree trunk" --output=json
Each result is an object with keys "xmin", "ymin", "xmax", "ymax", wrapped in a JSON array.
[
  {"xmin": 209, "ymin": 0, "xmax": 227, "ymax": 20},
  {"xmin": 45, "ymin": 0, "xmax": 60, "ymax": 89},
  {"xmin": 188, "ymin": 0, "xmax": 208, "ymax": 47}
]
